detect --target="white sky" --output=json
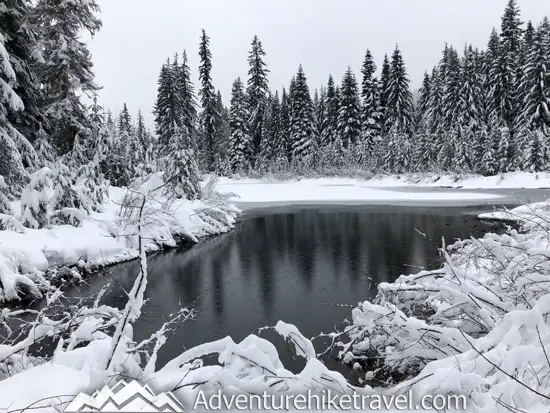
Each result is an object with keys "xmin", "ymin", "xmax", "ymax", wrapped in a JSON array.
[{"xmin": 87, "ymin": 0, "xmax": 550, "ymax": 128}]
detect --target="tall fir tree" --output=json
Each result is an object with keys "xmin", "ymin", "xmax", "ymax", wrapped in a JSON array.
[
  {"xmin": 29, "ymin": 0, "xmax": 102, "ymax": 154},
  {"xmin": 322, "ymin": 75, "xmax": 339, "ymax": 147},
  {"xmin": 179, "ymin": 51, "xmax": 198, "ymax": 150},
  {"xmin": 360, "ymin": 50, "xmax": 382, "ymax": 156},
  {"xmin": 165, "ymin": 123, "xmax": 201, "ymax": 200},
  {"xmin": 337, "ymin": 67, "xmax": 361, "ymax": 148},
  {"xmin": 246, "ymin": 35, "xmax": 270, "ymax": 159},
  {"xmin": 198, "ymin": 29, "xmax": 218, "ymax": 172},
  {"xmin": 154, "ymin": 59, "xmax": 178, "ymax": 148},
  {"xmin": 519, "ymin": 18, "xmax": 550, "ymax": 134},
  {"xmin": 2, "ymin": 0, "xmax": 45, "ymax": 146},
  {"xmin": 385, "ymin": 46, "xmax": 414, "ymax": 134},
  {"xmin": 290, "ymin": 65, "xmax": 315, "ymax": 161},
  {"xmin": 499, "ymin": 0, "xmax": 524, "ymax": 129},
  {"xmin": 0, "ymin": 27, "xmax": 29, "ymax": 196},
  {"xmin": 379, "ymin": 54, "xmax": 391, "ymax": 132},
  {"xmin": 229, "ymin": 77, "xmax": 252, "ymax": 172}
]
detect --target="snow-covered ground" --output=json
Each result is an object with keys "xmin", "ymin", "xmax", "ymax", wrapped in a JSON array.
[
  {"xmin": 216, "ymin": 177, "xmax": 505, "ymax": 208},
  {"xmin": 478, "ymin": 199, "xmax": 550, "ymax": 221},
  {"xmin": 360, "ymin": 171, "xmax": 550, "ymax": 188},
  {"xmin": 0, "ymin": 184, "xmax": 240, "ymax": 302}
]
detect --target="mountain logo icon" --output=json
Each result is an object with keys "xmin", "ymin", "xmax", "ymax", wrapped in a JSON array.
[{"xmin": 64, "ymin": 380, "xmax": 184, "ymax": 412}]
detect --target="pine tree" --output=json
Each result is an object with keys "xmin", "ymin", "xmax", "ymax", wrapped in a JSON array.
[
  {"xmin": 496, "ymin": 125, "xmax": 512, "ymax": 172},
  {"xmin": 154, "ymin": 59, "xmax": 178, "ymax": 147},
  {"xmin": 380, "ymin": 54, "xmax": 391, "ymax": 131},
  {"xmin": 213, "ymin": 91, "xmax": 230, "ymax": 174},
  {"xmin": 322, "ymin": 75, "xmax": 339, "ymax": 147},
  {"xmin": 426, "ymin": 67, "xmax": 445, "ymax": 135},
  {"xmin": 486, "ymin": 28, "xmax": 504, "ymax": 122},
  {"xmin": 29, "ymin": 0, "xmax": 101, "ymax": 154},
  {"xmin": 337, "ymin": 67, "xmax": 361, "ymax": 148},
  {"xmin": 229, "ymin": 78, "xmax": 252, "ymax": 172},
  {"xmin": 360, "ymin": 50, "xmax": 382, "ymax": 156},
  {"xmin": 165, "ymin": 123, "xmax": 201, "ymax": 200},
  {"xmin": 385, "ymin": 46, "xmax": 414, "ymax": 134},
  {"xmin": 458, "ymin": 45, "xmax": 482, "ymax": 129},
  {"xmin": 136, "ymin": 110, "xmax": 148, "ymax": 163},
  {"xmin": 313, "ymin": 88, "xmax": 326, "ymax": 145},
  {"xmin": 198, "ymin": 30, "xmax": 218, "ymax": 172},
  {"xmin": 279, "ymin": 88, "xmax": 291, "ymax": 160},
  {"xmin": 290, "ymin": 65, "xmax": 315, "ymax": 161},
  {"xmin": 499, "ymin": 0, "xmax": 524, "ymax": 128},
  {"xmin": 178, "ymin": 51, "xmax": 198, "ymax": 150},
  {"xmin": 20, "ymin": 168, "xmax": 52, "ymax": 229},
  {"xmin": 522, "ymin": 129, "xmax": 546, "ymax": 172},
  {"xmin": 1, "ymin": 0, "xmax": 45, "ymax": 145},
  {"xmin": 49, "ymin": 161, "xmax": 85, "ymax": 226},
  {"xmin": 441, "ymin": 45, "xmax": 462, "ymax": 130},
  {"xmin": 519, "ymin": 18, "xmax": 550, "ymax": 133},
  {"xmin": 247, "ymin": 35, "xmax": 270, "ymax": 157},
  {"xmin": 0, "ymin": 29, "xmax": 29, "ymax": 196},
  {"xmin": 0, "ymin": 176, "xmax": 12, "ymax": 215}
]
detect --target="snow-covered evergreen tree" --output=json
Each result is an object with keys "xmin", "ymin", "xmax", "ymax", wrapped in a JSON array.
[
  {"xmin": 49, "ymin": 161, "xmax": 84, "ymax": 226},
  {"xmin": 385, "ymin": 46, "xmax": 414, "ymax": 134},
  {"xmin": 0, "ymin": 30, "xmax": 30, "ymax": 196},
  {"xmin": 198, "ymin": 30, "xmax": 218, "ymax": 172},
  {"xmin": 337, "ymin": 67, "xmax": 361, "ymax": 148},
  {"xmin": 519, "ymin": 18, "xmax": 550, "ymax": 133},
  {"xmin": 499, "ymin": 0, "xmax": 524, "ymax": 128},
  {"xmin": 360, "ymin": 50, "xmax": 382, "ymax": 157},
  {"xmin": 279, "ymin": 88, "xmax": 291, "ymax": 160},
  {"xmin": 213, "ymin": 90, "xmax": 230, "ymax": 174},
  {"xmin": 29, "ymin": 0, "xmax": 101, "ymax": 154},
  {"xmin": 289, "ymin": 65, "xmax": 315, "ymax": 161},
  {"xmin": 154, "ymin": 59, "xmax": 178, "ymax": 148},
  {"xmin": 321, "ymin": 75, "xmax": 339, "ymax": 147},
  {"xmin": 178, "ymin": 51, "xmax": 198, "ymax": 151},
  {"xmin": 522, "ymin": 129, "xmax": 546, "ymax": 172},
  {"xmin": 0, "ymin": 176, "xmax": 12, "ymax": 215},
  {"xmin": 1, "ymin": 0, "xmax": 45, "ymax": 145},
  {"xmin": 20, "ymin": 167, "xmax": 52, "ymax": 229},
  {"xmin": 165, "ymin": 123, "xmax": 201, "ymax": 200},
  {"xmin": 229, "ymin": 78, "xmax": 252, "ymax": 172},
  {"xmin": 380, "ymin": 54, "xmax": 391, "ymax": 132},
  {"xmin": 246, "ymin": 35, "xmax": 269, "ymax": 156}
]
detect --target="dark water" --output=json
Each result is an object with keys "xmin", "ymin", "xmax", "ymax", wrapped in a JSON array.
[{"xmin": 65, "ymin": 205, "xmax": 505, "ymax": 375}]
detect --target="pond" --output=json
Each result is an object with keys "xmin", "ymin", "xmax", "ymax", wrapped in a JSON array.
[{"xmin": 62, "ymin": 202, "xmax": 516, "ymax": 379}]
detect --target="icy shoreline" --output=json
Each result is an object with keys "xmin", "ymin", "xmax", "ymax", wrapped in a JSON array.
[{"xmin": 0, "ymin": 186, "xmax": 240, "ymax": 303}]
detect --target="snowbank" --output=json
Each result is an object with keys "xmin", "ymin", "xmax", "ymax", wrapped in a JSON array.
[
  {"xmin": 220, "ymin": 171, "xmax": 550, "ymax": 191},
  {"xmin": 0, "ymin": 185, "xmax": 240, "ymax": 302},
  {"xmin": 336, "ymin": 197, "xmax": 550, "ymax": 412},
  {"xmin": 363, "ymin": 171, "xmax": 550, "ymax": 188},
  {"xmin": 216, "ymin": 177, "xmax": 503, "ymax": 207},
  {"xmin": 478, "ymin": 199, "xmax": 550, "ymax": 221}
]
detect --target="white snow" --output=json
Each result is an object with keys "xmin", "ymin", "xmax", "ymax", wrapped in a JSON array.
[
  {"xmin": 344, "ymin": 171, "xmax": 550, "ymax": 189},
  {"xmin": 216, "ymin": 177, "xmax": 503, "ymax": 206},
  {"xmin": 0, "ymin": 185, "xmax": 240, "ymax": 302}
]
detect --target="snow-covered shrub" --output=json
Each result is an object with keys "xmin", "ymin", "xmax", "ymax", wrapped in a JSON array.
[
  {"xmin": 335, "ymin": 201, "xmax": 550, "ymax": 412},
  {"xmin": 75, "ymin": 161, "xmax": 108, "ymax": 212},
  {"xmin": 49, "ymin": 161, "xmax": 85, "ymax": 226},
  {"xmin": 20, "ymin": 167, "xmax": 52, "ymax": 229},
  {"xmin": 164, "ymin": 125, "xmax": 201, "ymax": 200}
]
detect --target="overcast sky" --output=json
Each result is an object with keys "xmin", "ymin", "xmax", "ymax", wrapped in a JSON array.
[{"xmin": 87, "ymin": 0, "xmax": 550, "ymax": 128}]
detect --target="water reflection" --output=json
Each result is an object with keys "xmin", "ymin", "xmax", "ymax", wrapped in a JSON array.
[{"xmin": 67, "ymin": 205, "xmax": 497, "ymax": 371}]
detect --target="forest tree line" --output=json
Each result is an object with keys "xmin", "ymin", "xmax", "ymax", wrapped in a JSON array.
[
  {"xmin": 151, "ymin": 0, "xmax": 550, "ymax": 176},
  {"xmin": 1, "ymin": 0, "xmax": 550, "ymax": 231}
]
